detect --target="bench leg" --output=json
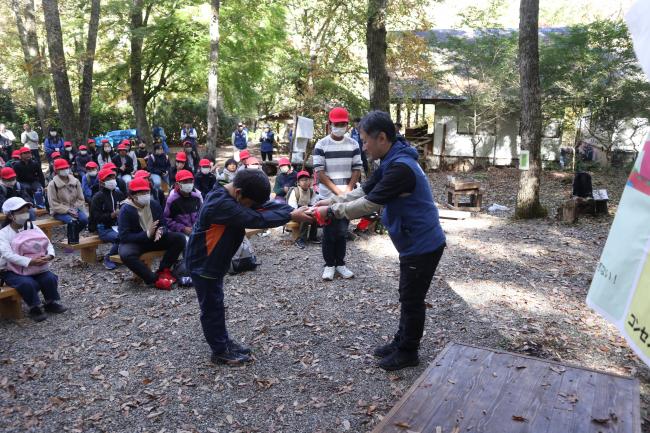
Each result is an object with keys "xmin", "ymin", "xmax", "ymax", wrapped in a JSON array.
[
  {"xmin": 80, "ymin": 247, "xmax": 98, "ymax": 264},
  {"xmin": 41, "ymin": 227, "xmax": 52, "ymax": 239},
  {"xmin": 0, "ymin": 294, "xmax": 23, "ymax": 320}
]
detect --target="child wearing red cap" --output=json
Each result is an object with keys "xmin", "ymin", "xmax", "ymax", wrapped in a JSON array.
[
  {"xmin": 13, "ymin": 147, "xmax": 46, "ymax": 208},
  {"xmin": 47, "ymin": 159, "xmax": 88, "ymax": 244},
  {"xmin": 0, "ymin": 167, "xmax": 35, "ymax": 219},
  {"xmin": 89, "ymin": 169, "xmax": 125, "ymax": 270},
  {"xmin": 112, "ymin": 144, "xmax": 135, "ymax": 185},
  {"xmin": 272, "ymin": 157, "xmax": 297, "ymax": 203},
  {"xmin": 81, "ymin": 161, "xmax": 100, "ymax": 202},
  {"xmin": 163, "ymin": 170, "xmax": 202, "ymax": 236},
  {"xmin": 195, "ymin": 159, "xmax": 217, "ymax": 198},
  {"xmin": 287, "ymin": 170, "xmax": 319, "ymax": 249},
  {"xmin": 117, "ymin": 177, "xmax": 186, "ymax": 289},
  {"xmin": 75, "ymin": 145, "xmax": 94, "ymax": 177}
]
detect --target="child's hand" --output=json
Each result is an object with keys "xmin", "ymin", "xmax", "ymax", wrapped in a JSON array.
[
  {"xmin": 290, "ymin": 207, "xmax": 315, "ymax": 224},
  {"xmin": 313, "ymin": 199, "xmax": 331, "ymax": 207}
]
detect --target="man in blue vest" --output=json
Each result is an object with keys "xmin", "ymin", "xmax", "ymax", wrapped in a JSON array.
[
  {"xmin": 231, "ymin": 123, "xmax": 248, "ymax": 162},
  {"xmin": 313, "ymin": 110, "xmax": 446, "ymax": 371}
]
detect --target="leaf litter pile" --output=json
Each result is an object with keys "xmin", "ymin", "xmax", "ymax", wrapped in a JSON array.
[{"xmin": 2, "ymin": 166, "xmax": 650, "ymax": 433}]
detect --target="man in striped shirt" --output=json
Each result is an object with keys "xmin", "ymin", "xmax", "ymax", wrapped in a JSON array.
[{"xmin": 313, "ymin": 107, "xmax": 363, "ymax": 281}]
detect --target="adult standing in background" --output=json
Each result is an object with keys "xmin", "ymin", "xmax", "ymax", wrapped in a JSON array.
[
  {"xmin": 180, "ymin": 122, "xmax": 198, "ymax": 150},
  {"xmin": 0, "ymin": 124, "xmax": 16, "ymax": 163},
  {"xmin": 312, "ymin": 107, "xmax": 362, "ymax": 281},
  {"xmin": 231, "ymin": 122, "xmax": 248, "ymax": 162},
  {"xmin": 259, "ymin": 124, "xmax": 275, "ymax": 162},
  {"xmin": 21, "ymin": 124, "xmax": 40, "ymax": 164}
]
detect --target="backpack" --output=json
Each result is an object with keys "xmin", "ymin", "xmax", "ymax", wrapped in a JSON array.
[
  {"xmin": 228, "ymin": 237, "xmax": 258, "ymax": 274},
  {"xmin": 572, "ymin": 172, "xmax": 593, "ymax": 198},
  {"xmin": 7, "ymin": 222, "xmax": 51, "ymax": 276}
]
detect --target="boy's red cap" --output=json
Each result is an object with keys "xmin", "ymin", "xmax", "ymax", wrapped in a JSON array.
[
  {"xmin": 133, "ymin": 170, "xmax": 150, "ymax": 179},
  {"xmin": 297, "ymin": 170, "xmax": 310, "ymax": 179},
  {"xmin": 175, "ymin": 152, "xmax": 187, "ymax": 162},
  {"xmin": 1, "ymin": 167, "xmax": 16, "ymax": 179},
  {"xmin": 199, "ymin": 159, "xmax": 211, "ymax": 167},
  {"xmin": 129, "ymin": 177, "xmax": 150, "ymax": 192},
  {"xmin": 85, "ymin": 161, "xmax": 98, "ymax": 170},
  {"xmin": 328, "ymin": 107, "xmax": 349, "ymax": 123},
  {"xmin": 98, "ymin": 169, "xmax": 114, "ymax": 181},
  {"xmin": 54, "ymin": 159, "xmax": 70, "ymax": 170},
  {"xmin": 175, "ymin": 169, "xmax": 194, "ymax": 182},
  {"xmin": 278, "ymin": 157, "xmax": 291, "ymax": 167}
]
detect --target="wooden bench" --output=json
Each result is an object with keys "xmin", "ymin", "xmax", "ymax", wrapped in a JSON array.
[
  {"xmin": 284, "ymin": 221, "xmax": 301, "ymax": 241},
  {"xmin": 110, "ymin": 250, "xmax": 164, "ymax": 270},
  {"xmin": 57, "ymin": 235, "xmax": 105, "ymax": 263},
  {"xmin": 372, "ymin": 342, "xmax": 640, "ymax": 433},
  {"xmin": 34, "ymin": 218, "xmax": 65, "ymax": 239},
  {"xmin": 0, "ymin": 286, "xmax": 22, "ymax": 320},
  {"xmin": 0, "ymin": 208, "xmax": 49, "ymax": 223}
]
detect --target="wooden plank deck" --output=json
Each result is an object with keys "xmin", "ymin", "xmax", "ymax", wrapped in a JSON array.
[{"xmin": 372, "ymin": 342, "xmax": 640, "ymax": 433}]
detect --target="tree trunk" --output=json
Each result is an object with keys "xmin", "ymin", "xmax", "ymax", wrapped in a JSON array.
[
  {"xmin": 11, "ymin": 0, "xmax": 53, "ymax": 133},
  {"xmin": 366, "ymin": 0, "xmax": 390, "ymax": 112},
  {"xmin": 130, "ymin": 0, "xmax": 152, "ymax": 145},
  {"xmin": 78, "ymin": 0, "xmax": 101, "ymax": 144},
  {"xmin": 206, "ymin": 0, "xmax": 220, "ymax": 158},
  {"xmin": 42, "ymin": 0, "xmax": 77, "ymax": 141},
  {"xmin": 515, "ymin": 0, "xmax": 546, "ymax": 218}
]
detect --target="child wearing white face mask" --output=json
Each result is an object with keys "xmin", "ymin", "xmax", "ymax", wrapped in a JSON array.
[
  {"xmin": 81, "ymin": 161, "xmax": 100, "ymax": 203},
  {"xmin": 195, "ymin": 159, "xmax": 217, "ymax": 198},
  {"xmin": 75, "ymin": 145, "xmax": 94, "ymax": 177},
  {"xmin": 163, "ymin": 169, "xmax": 203, "ymax": 236},
  {"xmin": 47, "ymin": 158, "xmax": 88, "ymax": 244},
  {"xmin": 0, "ymin": 167, "xmax": 36, "ymax": 220},
  {"xmin": 272, "ymin": 157, "xmax": 297, "ymax": 203},
  {"xmin": 89, "ymin": 169, "xmax": 125, "ymax": 270}
]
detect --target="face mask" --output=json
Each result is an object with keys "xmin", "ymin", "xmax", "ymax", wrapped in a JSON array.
[
  {"xmin": 13, "ymin": 212, "xmax": 30, "ymax": 225},
  {"xmin": 139, "ymin": 144, "xmax": 146, "ymax": 149},
  {"xmin": 88, "ymin": 170, "xmax": 98, "ymax": 177},
  {"xmin": 331, "ymin": 126, "xmax": 347, "ymax": 138},
  {"xmin": 180, "ymin": 183, "xmax": 194, "ymax": 193},
  {"xmin": 136, "ymin": 194, "xmax": 151, "ymax": 206},
  {"xmin": 155, "ymin": 151, "xmax": 163, "ymax": 155},
  {"xmin": 248, "ymin": 164, "xmax": 260, "ymax": 170},
  {"xmin": 58, "ymin": 169, "xmax": 70, "ymax": 177},
  {"xmin": 104, "ymin": 179, "xmax": 117, "ymax": 190},
  {"xmin": 3, "ymin": 179, "xmax": 16, "ymax": 187},
  {"xmin": 176, "ymin": 163, "xmax": 184, "ymax": 169},
  {"xmin": 104, "ymin": 147, "xmax": 112, "ymax": 152},
  {"xmin": 280, "ymin": 166, "xmax": 290, "ymax": 174},
  {"xmin": 80, "ymin": 150, "xmax": 88, "ymax": 155},
  {"xmin": 200, "ymin": 167, "xmax": 210, "ymax": 175},
  {"xmin": 50, "ymin": 132, "xmax": 57, "ymax": 137},
  {"xmin": 65, "ymin": 147, "xmax": 72, "ymax": 152}
]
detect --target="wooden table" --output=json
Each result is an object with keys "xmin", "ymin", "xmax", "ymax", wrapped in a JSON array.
[
  {"xmin": 372, "ymin": 342, "xmax": 640, "ymax": 433},
  {"xmin": 446, "ymin": 179, "xmax": 483, "ymax": 212}
]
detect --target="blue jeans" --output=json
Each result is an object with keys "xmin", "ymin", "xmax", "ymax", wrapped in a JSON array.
[
  {"xmin": 2, "ymin": 270, "xmax": 59, "ymax": 308},
  {"xmin": 97, "ymin": 225, "xmax": 119, "ymax": 256},
  {"xmin": 322, "ymin": 217, "xmax": 349, "ymax": 267},
  {"xmin": 192, "ymin": 272, "xmax": 230, "ymax": 354},
  {"xmin": 150, "ymin": 173, "xmax": 169, "ymax": 190},
  {"xmin": 53, "ymin": 209, "xmax": 88, "ymax": 232}
]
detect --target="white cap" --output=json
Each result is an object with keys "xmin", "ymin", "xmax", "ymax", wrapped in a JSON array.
[{"xmin": 2, "ymin": 197, "xmax": 31, "ymax": 214}]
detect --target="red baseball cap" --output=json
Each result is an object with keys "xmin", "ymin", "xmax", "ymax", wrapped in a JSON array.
[
  {"xmin": 117, "ymin": 143, "xmax": 128, "ymax": 151},
  {"xmin": 54, "ymin": 159, "xmax": 70, "ymax": 170},
  {"xmin": 87, "ymin": 138, "xmax": 95, "ymax": 144},
  {"xmin": 128, "ymin": 177, "xmax": 150, "ymax": 192},
  {"xmin": 329, "ymin": 107, "xmax": 349, "ymax": 123},
  {"xmin": 175, "ymin": 169, "xmax": 194, "ymax": 182},
  {"xmin": 175, "ymin": 152, "xmax": 187, "ymax": 162},
  {"xmin": 1, "ymin": 167, "xmax": 16, "ymax": 179},
  {"xmin": 64, "ymin": 141, "xmax": 73, "ymax": 147},
  {"xmin": 85, "ymin": 161, "xmax": 98, "ymax": 170},
  {"xmin": 11, "ymin": 151, "xmax": 20, "ymax": 159},
  {"xmin": 101, "ymin": 139, "xmax": 109, "ymax": 144},
  {"xmin": 121, "ymin": 139, "xmax": 130, "ymax": 145},
  {"xmin": 133, "ymin": 170, "xmax": 150, "ymax": 179},
  {"xmin": 199, "ymin": 159, "xmax": 211, "ymax": 167},
  {"xmin": 239, "ymin": 150, "xmax": 251, "ymax": 160},
  {"xmin": 278, "ymin": 157, "xmax": 291, "ymax": 167},
  {"xmin": 103, "ymin": 162, "xmax": 117, "ymax": 171},
  {"xmin": 19, "ymin": 147, "xmax": 31, "ymax": 155},
  {"xmin": 51, "ymin": 151, "xmax": 61, "ymax": 159},
  {"xmin": 245, "ymin": 157, "xmax": 260, "ymax": 166},
  {"xmin": 297, "ymin": 170, "xmax": 311, "ymax": 179},
  {"xmin": 79, "ymin": 145, "xmax": 87, "ymax": 151},
  {"xmin": 98, "ymin": 168, "xmax": 114, "ymax": 181}
]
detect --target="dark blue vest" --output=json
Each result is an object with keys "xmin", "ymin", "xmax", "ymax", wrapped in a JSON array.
[
  {"xmin": 378, "ymin": 140, "xmax": 445, "ymax": 257},
  {"xmin": 234, "ymin": 131, "xmax": 247, "ymax": 150}
]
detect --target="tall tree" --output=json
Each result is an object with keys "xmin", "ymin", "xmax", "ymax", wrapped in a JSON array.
[
  {"xmin": 129, "ymin": 0, "xmax": 152, "ymax": 145},
  {"xmin": 42, "ymin": 0, "xmax": 76, "ymax": 141},
  {"xmin": 11, "ymin": 0, "xmax": 53, "ymax": 133},
  {"xmin": 77, "ymin": 0, "xmax": 101, "ymax": 144},
  {"xmin": 366, "ymin": 0, "xmax": 390, "ymax": 112},
  {"xmin": 515, "ymin": 0, "xmax": 546, "ymax": 218},
  {"xmin": 206, "ymin": 0, "xmax": 220, "ymax": 157}
]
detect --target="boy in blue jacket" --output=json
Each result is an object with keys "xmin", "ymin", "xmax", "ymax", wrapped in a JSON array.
[{"xmin": 186, "ymin": 169, "xmax": 313, "ymax": 365}]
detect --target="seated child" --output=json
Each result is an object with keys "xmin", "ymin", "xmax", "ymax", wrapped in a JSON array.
[
  {"xmin": 75, "ymin": 145, "xmax": 93, "ymax": 177},
  {"xmin": 195, "ymin": 159, "xmax": 216, "ymax": 197},
  {"xmin": 81, "ymin": 161, "xmax": 100, "ymax": 203},
  {"xmin": 287, "ymin": 170, "xmax": 319, "ymax": 249},
  {"xmin": 47, "ymin": 158, "xmax": 88, "ymax": 244},
  {"xmin": 117, "ymin": 177, "xmax": 186, "ymax": 290},
  {"xmin": 89, "ymin": 168, "xmax": 125, "ymax": 270},
  {"xmin": 164, "ymin": 169, "xmax": 202, "ymax": 236},
  {"xmin": 216, "ymin": 158, "xmax": 238, "ymax": 185},
  {"xmin": 112, "ymin": 143, "xmax": 135, "ymax": 185},
  {"xmin": 0, "ymin": 167, "xmax": 36, "ymax": 220},
  {"xmin": 146, "ymin": 144, "xmax": 170, "ymax": 189},
  {"xmin": 134, "ymin": 170, "xmax": 165, "ymax": 208},
  {"xmin": 273, "ymin": 157, "xmax": 297, "ymax": 203},
  {"xmin": 0, "ymin": 197, "xmax": 66, "ymax": 322}
]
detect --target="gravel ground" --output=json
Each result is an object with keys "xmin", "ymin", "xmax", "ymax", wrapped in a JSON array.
[{"xmin": 2, "ymin": 164, "xmax": 649, "ymax": 433}]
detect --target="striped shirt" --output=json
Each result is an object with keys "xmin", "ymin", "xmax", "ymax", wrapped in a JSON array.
[{"xmin": 312, "ymin": 135, "xmax": 363, "ymax": 198}]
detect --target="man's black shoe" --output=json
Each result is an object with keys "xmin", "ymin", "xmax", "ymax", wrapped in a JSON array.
[
  {"xmin": 378, "ymin": 349, "xmax": 419, "ymax": 371},
  {"xmin": 373, "ymin": 340, "xmax": 399, "ymax": 358},
  {"xmin": 28, "ymin": 306, "xmax": 47, "ymax": 322},
  {"xmin": 211, "ymin": 348, "xmax": 251, "ymax": 366},
  {"xmin": 44, "ymin": 302, "xmax": 68, "ymax": 314},
  {"xmin": 227, "ymin": 339, "xmax": 252, "ymax": 355}
]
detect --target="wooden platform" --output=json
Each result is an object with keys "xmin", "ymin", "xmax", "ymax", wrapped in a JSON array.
[
  {"xmin": 0, "ymin": 286, "xmax": 22, "ymax": 320},
  {"xmin": 372, "ymin": 342, "xmax": 640, "ymax": 433},
  {"xmin": 34, "ymin": 218, "xmax": 65, "ymax": 239},
  {"xmin": 57, "ymin": 235, "xmax": 105, "ymax": 263}
]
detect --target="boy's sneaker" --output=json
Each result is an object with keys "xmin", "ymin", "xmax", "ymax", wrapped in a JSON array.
[
  {"xmin": 335, "ymin": 265, "xmax": 354, "ymax": 279},
  {"xmin": 211, "ymin": 348, "xmax": 251, "ymax": 366},
  {"xmin": 294, "ymin": 238, "xmax": 306, "ymax": 249},
  {"xmin": 28, "ymin": 306, "xmax": 47, "ymax": 322},
  {"xmin": 44, "ymin": 302, "xmax": 68, "ymax": 314},
  {"xmin": 373, "ymin": 340, "xmax": 399, "ymax": 358},
  {"xmin": 322, "ymin": 266, "xmax": 335, "ymax": 281},
  {"xmin": 157, "ymin": 268, "xmax": 177, "ymax": 284},
  {"xmin": 103, "ymin": 255, "xmax": 118, "ymax": 270},
  {"xmin": 378, "ymin": 350, "xmax": 420, "ymax": 371},
  {"xmin": 154, "ymin": 277, "xmax": 172, "ymax": 291},
  {"xmin": 227, "ymin": 339, "xmax": 252, "ymax": 355}
]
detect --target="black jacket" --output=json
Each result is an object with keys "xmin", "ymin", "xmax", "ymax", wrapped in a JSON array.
[
  {"xmin": 0, "ymin": 183, "xmax": 32, "ymax": 210},
  {"xmin": 13, "ymin": 160, "xmax": 45, "ymax": 186},
  {"xmin": 89, "ymin": 188, "xmax": 126, "ymax": 232},
  {"xmin": 111, "ymin": 154, "xmax": 134, "ymax": 176},
  {"xmin": 195, "ymin": 171, "xmax": 217, "ymax": 198}
]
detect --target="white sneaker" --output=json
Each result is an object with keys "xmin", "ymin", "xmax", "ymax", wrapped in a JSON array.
[
  {"xmin": 335, "ymin": 266, "xmax": 354, "ymax": 279},
  {"xmin": 322, "ymin": 266, "xmax": 336, "ymax": 281}
]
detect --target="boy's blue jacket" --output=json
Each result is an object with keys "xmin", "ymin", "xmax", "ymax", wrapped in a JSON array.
[{"xmin": 185, "ymin": 187, "xmax": 293, "ymax": 278}]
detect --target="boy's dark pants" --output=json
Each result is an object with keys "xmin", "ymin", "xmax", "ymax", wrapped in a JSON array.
[
  {"xmin": 192, "ymin": 272, "xmax": 229, "ymax": 354},
  {"xmin": 299, "ymin": 222, "xmax": 318, "ymax": 241},
  {"xmin": 394, "ymin": 244, "xmax": 445, "ymax": 353}
]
